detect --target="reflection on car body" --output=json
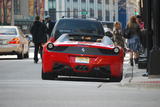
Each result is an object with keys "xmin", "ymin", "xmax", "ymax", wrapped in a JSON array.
[
  {"xmin": 42, "ymin": 19, "xmax": 124, "ymax": 82},
  {"xmin": 0, "ymin": 26, "xmax": 29, "ymax": 59}
]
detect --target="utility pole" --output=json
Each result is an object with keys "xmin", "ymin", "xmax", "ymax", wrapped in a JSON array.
[
  {"xmin": 3, "ymin": 0, "xmax": 6, "ymax": 25},
  {"xmin": 11, "ymin": 0, "xmax": 14, "ymax": 25}
]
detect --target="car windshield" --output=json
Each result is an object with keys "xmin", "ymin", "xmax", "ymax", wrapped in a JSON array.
[
  {"xmin": 101, "ymin": 21, "xmax": 114, "ymax": 30},
  {"xmin": 53, "ymin": 19, "xmax": 105, "ymax": 39},
  {"xmin": 0, "ymin": 28, "xmax": 17, "ymax": 35}
]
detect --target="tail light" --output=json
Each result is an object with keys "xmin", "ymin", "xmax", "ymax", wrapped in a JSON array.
[
  {"xmin": 49, "ymin": 37, "xmax": 55, "ymax": 42},
  {"xmin": 47, "ymin": 43, "xmax": 54, "ymax": 50},
  {"xmin": 8, "ymin": 37, "xmax": 20, "ymax": 44}
]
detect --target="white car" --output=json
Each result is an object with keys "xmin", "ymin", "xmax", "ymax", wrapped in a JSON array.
[{"xmin": 0, "ymin": 26, "xmax": 29, "ymax": 59}]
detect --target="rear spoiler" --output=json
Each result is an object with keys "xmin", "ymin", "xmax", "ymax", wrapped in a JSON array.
[
  {"xmin": 56, "ymin": 33, "xmax": 103, "ymax": 42},
  {"xmin": 56, "ymin": 33, "xmax": 113, "ymax": 45}
]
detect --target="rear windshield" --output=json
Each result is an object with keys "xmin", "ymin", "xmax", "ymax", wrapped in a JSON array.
[
  {"xmin": 53, "ymin": 19, "xmax": 105, "ymax": 39},
  {"xmin": 0, "ymin": 28, "xmax": 17, "ymax": 35}
]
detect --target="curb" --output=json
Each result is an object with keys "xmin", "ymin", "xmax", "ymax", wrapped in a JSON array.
[{"xmin": 120, "ymin": 81, "xmax": 160, "ymax": 90}]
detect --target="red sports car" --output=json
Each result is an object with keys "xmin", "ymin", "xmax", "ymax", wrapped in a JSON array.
[{"xmin": 42, "ymin": 19, "xmax": 124, "ymax": 81}]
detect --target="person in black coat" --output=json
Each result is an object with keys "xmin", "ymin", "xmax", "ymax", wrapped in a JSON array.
[
  {"xmin": 30, "ymin": 16, "xmax": 47, "ymax": 63},
  {"xmin": 45, "ymin": 15, "xmax": 56, "ymax": 38}
]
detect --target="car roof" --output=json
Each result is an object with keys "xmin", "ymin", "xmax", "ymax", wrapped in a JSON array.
[
  {"xmin": 59, "ymin": 18, "xmax": 100, "ymax": 23},
  {"xmin": 0, "ymin": 26, "xmax": 18, "ymax": 29}
]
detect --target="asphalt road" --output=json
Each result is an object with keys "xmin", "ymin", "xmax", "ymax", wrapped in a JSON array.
[{"xmin": 0, "ymin": 48, "xmax": 160, "ymax": 107}]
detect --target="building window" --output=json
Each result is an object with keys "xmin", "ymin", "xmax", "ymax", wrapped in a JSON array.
[
  {"xmin": 105, "ymin": 10, "xmax": 110, "ymax": 21},
  {"xmin": 81, "ymin": 0, "xmax": 86, "ymax": 3},
  {"xmin": 67, "ymin": 0, "xmax": 70, "ymax": 2},
  {"xmin": 90, "ymin": 8, "xmax": 94, "ymax": 18},
  {"xmin": 89, "ymin": 0, "xmax": 94, "ymax": 3},
  {"xmin": 113, "ymin": 0, "xmax": 115, "ymax": 5},
  {"xmin": 67, "ymin": 8, "xmax": 70, "ymax": 17},
  {"xmin": 105, "ymin": 0, "xmax": 109, "ymax": 5},
  {"xmin": 81, "ymin": 9, "xmax": 86, "ymax": 19},
  {"xmin": 73, "ymin": 0, "xmax": 78, "ymax": 2},
  {"xmin": 113, "ymin": 10, "xmax": 116, "ymax": 21},
  {"xmin": 98, "ymin": 0, "xmax": 102, "ymax": 4},
  {"xmin": 49, "ymin": 0, "xmax": 56, "ymax": 9},
  {"xmin": 98, "ymin": 10, "xmax": 102, "ymax": 21},
  {"xmin": 14, "ymin": 0, "xmax": 21, "ymax": 15},
  {"xmin": 73, "ymin": 8, "xmax": 78, "ymax": 18}
]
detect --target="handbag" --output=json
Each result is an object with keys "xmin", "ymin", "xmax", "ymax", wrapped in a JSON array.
[{"xmin": 123, "ymin": 28, "xmax": 131, "ymax": 39}]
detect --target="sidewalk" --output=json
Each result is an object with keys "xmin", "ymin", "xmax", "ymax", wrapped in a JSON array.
[{"xmin": 121, "ymin": 53, "xmax": 160, "ymax": 89}]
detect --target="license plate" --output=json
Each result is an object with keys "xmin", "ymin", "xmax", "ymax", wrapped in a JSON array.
[
  {"xmin": 0, "ymin": 45, "xmax": 9, "ymax": 48},
  {"xmin": 0, "ymin": 41, "xmax": 3, "ymax": 45},
  {"xmin": 75, "ymin": 57, "xmax": 89, "ymax": 63},
  {"xmin": 0, "ymin": 40, "xmax": 7, "ymax": 45}
]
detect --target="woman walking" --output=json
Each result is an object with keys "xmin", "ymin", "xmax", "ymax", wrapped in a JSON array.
[
  {"xmin": 113, "ymin": 21, "xmax": 125, "ymax": 49},
  {"xmin": 126, "ymin": 16, "xmax": 141, "ymax": 66}
]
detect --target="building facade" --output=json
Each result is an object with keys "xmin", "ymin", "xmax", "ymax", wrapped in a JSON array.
[
  {"xmin": 117, "ymin": 0, "xmax": 140, "ymax": 28},
  {"xmin": 118, "ymin": 0, "xmax": 127, "ymax": 28},
  {"xmin": 14, "ymin": 0, "xmax": 45, "ymax": 33},
  {"xmin": 0, "ymin": 0, "xmax": 119, "ymax": 33},
  {"xmin": 126, "ymin": 0, "xmax": 139, "ymax": 21},
  {"xmin": 47, "ymin": 0, "xmax": 118, "ymax": 22}
]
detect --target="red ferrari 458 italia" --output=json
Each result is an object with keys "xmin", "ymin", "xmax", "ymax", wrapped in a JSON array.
[{"xmin": 42, "ymin": 19, "xmax": 124, "ymax": 82}]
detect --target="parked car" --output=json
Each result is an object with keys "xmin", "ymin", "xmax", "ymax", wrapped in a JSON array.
[
  {"xmin": 42, "ymin": 19, "xmax": 124, "ymax": 81},
  {"xmin": 0, "ymin": 26, "xmax": 29, "ymax": 59},
  {"xmin": 25, "ymin": 34, "xmax": 34, "ymax": 47},
  {"xmin": 101, "ymin": 21, "xmax": 114, "ymax": 30}
]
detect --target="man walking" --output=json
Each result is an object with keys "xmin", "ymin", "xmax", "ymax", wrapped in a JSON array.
[
  {"xmin": 45, "ymin": 15, "xmax": 56, "ymax": 38},
  {"xmin": 30, "ymin": 16, "xmax": 47, "ymax": 63}
]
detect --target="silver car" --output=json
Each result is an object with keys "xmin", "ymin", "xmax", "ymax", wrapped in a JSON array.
[{"xmin": 0, "ymin": 26, "xmax": 29, "ymax": 59}]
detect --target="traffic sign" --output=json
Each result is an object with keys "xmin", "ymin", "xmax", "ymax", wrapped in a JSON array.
[{"xmin": 81, "ymin": 11, "xmax": 88, "ymax": 15}]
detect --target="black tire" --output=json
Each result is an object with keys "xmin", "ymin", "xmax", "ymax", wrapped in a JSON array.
[
  {"xmin": 41, "ymin": 69, "xmax": 57, "ymax": 80},
  {"xmin": 17, "ymin": 53, "xmax": 24, "ymax": 59},
  {"xmin": 24, "ymin": 52, "xmax": 29, "ymax": 58},
  {"xmin": 110, "ymin": 75, "xmax": 122, "ymax": 82}
]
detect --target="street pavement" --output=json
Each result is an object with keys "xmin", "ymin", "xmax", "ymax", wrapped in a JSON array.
[
  {"xmin": 0, "ymin": 47, "xmax": 160, "ymax": 89},
  {"xmin": 121, "ymin": 53, "xmax": 160, "ymax": 89},
  {"xmin": 0, "ymin": 47, "xmax": 160, "ymax": 107}
]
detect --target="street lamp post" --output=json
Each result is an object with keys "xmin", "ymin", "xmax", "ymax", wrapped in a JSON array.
[
  {"xmin": 11, "ymin": 0, "xmax": 14, "ymax": 25},
  {"xmin": 148, "ymin": 0, "xmax": 160, "ymax": 77}
]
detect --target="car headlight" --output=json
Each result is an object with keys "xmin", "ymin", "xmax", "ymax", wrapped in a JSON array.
[
  {"xmin": 113, "ymin": 47, "xmax": 120, "ymax": 53},
  {"xmin": 47, "ymin": 43, "xmax": 54, "ymax": 50}
]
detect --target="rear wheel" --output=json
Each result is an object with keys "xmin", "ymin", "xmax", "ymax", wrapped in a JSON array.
[
  {"xmin": 17, "ymin": 53, "xmax": 24, "ymax": 59},
  {"xmin": 24, "ymin": 51, "xmax": 29, "ymax": 58},
  {"xmin": 41, "ymin": 68, "xmax": 57, "ymax": 80},
  {"xmin": 110, "ymin": 75, "xmax": 122, "ymax": 82}
]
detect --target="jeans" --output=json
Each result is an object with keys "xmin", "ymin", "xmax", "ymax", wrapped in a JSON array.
[{"xmin": 34, "ymin": 43, "xmax": 43, "ymax": 62}]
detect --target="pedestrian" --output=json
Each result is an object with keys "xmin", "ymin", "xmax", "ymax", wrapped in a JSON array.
[
  {"xmin": 45, "ymin": 15, "xmax": 56, "ymax": 38},
  {"xmin": 136, "ymin": 15, "xmax": 144, "ymax": 30},
  {"xmin": 136, "ymin": 15, "xmax": 145, "ymax": 53},
  {"xmin": 126, "ymin": 16, "xmax": 141, "ymax": 66},
  {"xmin": 30, "ymin": 16, "xmax": 47, "ymax": 63},
  {"xmin": 113, "ymin": 21, "xmax": 125, "ymax": 49}
]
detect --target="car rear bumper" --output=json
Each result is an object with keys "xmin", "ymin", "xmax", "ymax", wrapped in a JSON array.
[
  {"xmin": 0, "ymin": 44, "xmax": 22, "ymax": 55},
  {"xmin": 42, "ymin": 52, "xmax": 123, "ymax": 78},
  {"xmin": 52, "ymin": 62, "xmax": 111, "ymax": 78}
]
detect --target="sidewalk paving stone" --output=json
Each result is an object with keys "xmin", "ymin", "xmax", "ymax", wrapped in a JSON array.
[{"xmin": 121, "ymin": 53, "xmax": 160, "ymax": 89}]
